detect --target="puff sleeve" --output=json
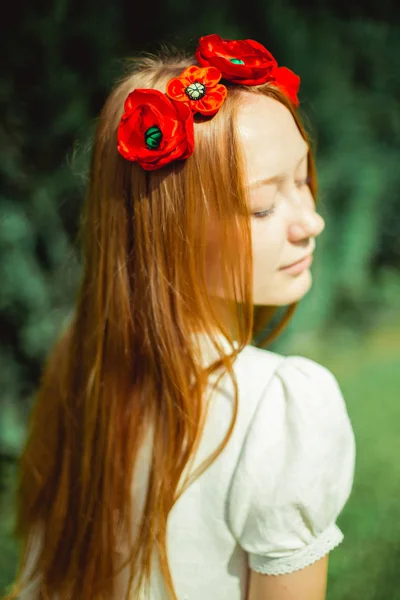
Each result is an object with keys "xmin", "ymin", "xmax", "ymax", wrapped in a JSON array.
[{"xmin": 227, "ymin": 355, "xmax": 356, "ymax": 575}]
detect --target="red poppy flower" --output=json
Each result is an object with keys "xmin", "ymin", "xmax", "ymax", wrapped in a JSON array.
[
  {"xmin": 117, "ymin": 89, "xmax": 194, "ymax": 171},
  {"xmin": 166, "ymin": 65, "xmax": 228, "ymax": 116},
  {"xmin": 195, "ymin": 33, "xmax": 278, "ymax": 86},
  {"xmin": 269, "ymin": 66, "xmax": 300, "ymax": 107}
]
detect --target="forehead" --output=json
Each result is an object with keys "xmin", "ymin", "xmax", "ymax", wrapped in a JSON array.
[{"xmin": 236, "ymin": 94, "xmax": 308, "ymax": 178}]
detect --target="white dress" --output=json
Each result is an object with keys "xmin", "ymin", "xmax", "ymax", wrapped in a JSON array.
[{"xmin": 19, "ymin": 332, "xmax": 356, "ymax": 599}]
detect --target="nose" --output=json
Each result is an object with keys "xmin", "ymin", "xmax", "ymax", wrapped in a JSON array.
[
  {"xmin": 286, "ymin": 185, "xmax": 325, "ymax": 242},
  {"xmin": 289, "ymin": 211, "xmax": 325, "ymax": 241}
]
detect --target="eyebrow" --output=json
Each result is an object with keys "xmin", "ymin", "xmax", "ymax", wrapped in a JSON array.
[{"xmin": 247, "ymin": 145, "xmax": 309, "ymax": 190}]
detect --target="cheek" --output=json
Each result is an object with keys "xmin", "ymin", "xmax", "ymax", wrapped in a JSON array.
[{"xmin": 251, "ymin": 221, "xmax": 285, "ymax": 269}]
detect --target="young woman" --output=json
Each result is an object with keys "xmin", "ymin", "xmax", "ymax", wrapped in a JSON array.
[{"xmin": 6, "ymin": 34, "xmax": 356, "ymax": 600}]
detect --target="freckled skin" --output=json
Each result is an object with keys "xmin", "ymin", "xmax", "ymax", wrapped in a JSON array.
[{"xmin": 206, "ymin": 95, "xmax": 325, "ymax": 306}]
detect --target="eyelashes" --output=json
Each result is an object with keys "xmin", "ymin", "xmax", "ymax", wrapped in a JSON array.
[
  {"xmin": 296, "ymin": 176, "xmax": 312, "ymax": 188},
  {"xmin": 253, "ymin": 205, "xmax": 276, "ymax": 219}
]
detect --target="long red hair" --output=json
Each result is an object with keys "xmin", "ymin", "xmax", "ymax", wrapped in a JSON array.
[{"xmin": 5, "ymin": 50, "xmax": 317, "ymax": 600}]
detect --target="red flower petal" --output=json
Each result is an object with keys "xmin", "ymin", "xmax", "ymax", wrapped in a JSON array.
[
  {"xmin": 178, "ymin": 65, "xmax": 202, "ymax": 82},
  {"xmin": 195, "ymin": 34, "xmax": 278, "ymax": 85},
  {"xmin": 269, "ymin": 66, "xmax": 300, "ymax": 106},
  {"xmin": 122, "ymin": 88, "xmax": 171, "ymax": 118},
  {"xmin": 173, "ymin": 101, "xmax": 195, "ymax": 158},
  {"xmin": 195, "ymin": 84, "xmax": 228, "ymax": 116},
  {"xmin": 168, "ymin": 65, "xmax": 222, "ymax": 91},
  {"xmin": 166, "ymin": 77, "xmax": 188, "ymax": 102},
  {"xmin": 195, "ymin": 66, "xmax": 222, "ymax": 87}
]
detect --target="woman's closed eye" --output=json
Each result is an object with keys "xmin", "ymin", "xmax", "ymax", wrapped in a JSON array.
[
  {"xmin": 252, "ymin": 204, "xmax": 276, "ymax": 219},
  {"xmin": 295, "ymin": 175, "xmax": 312, "ymax": 188},
  {"xmin": 251, "ymin": 176, "xmax": 312, "ymax": 219}
]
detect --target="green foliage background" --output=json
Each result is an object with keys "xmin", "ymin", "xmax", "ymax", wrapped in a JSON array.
[{"xmin": 1, "ymin": 0, "xmax": 399, "ymax": 597}]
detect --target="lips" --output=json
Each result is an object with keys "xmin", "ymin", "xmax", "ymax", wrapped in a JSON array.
[{"xmin": 281, "ymin": 254, "xmax": 312, "ymax": 269}]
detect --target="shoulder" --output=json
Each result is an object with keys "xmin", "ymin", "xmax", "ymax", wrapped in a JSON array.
[
  {"xmin": 234, "ymin": 345, "xmax": 348, "ymax": 420},
  {"xmin": 235, "ymin": 350, "xmax": 355, "ymax": 466},
  {"xmin": 226, "ymin": 351, "xmax": 357, "ymax": 575},
  {"xmin": 225, "ymin": 346, "xmax": 355, "ymax": 463},
  {"xmin": 237, "ymin": 347, "xmax": 351, "ymax": 418}
]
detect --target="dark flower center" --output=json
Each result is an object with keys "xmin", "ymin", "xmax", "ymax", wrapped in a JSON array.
[
  {"xmin": 145, "ymin": 126, "xmax": 162, "ymax": 150},
  {"xmin": 185, "ymin": 81, "xmax": 206, "ymax": 101},
  {"xmin": 230, "ymin": 58, "xmax": 245, "ymax": 65}
]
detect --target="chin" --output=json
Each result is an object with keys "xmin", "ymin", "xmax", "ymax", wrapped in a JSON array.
[{"xmin": 255, "ymin": 269, "xmax": 313, "ymax": 305}]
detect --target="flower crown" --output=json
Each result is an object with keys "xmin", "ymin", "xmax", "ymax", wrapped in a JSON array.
[{"xmin": 117, "ymin": 34, "xmax": 300, "ymax": 171}]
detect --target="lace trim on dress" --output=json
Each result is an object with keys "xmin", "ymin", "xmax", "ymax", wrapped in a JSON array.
[{"xmin": 248, "ymin": 523, "xmax": 344, "ymax": 576}]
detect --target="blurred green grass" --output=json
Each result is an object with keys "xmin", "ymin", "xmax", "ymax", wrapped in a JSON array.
[
  {"xmin": 1, "ymin": 324, "xmax": 399, "ymax": 598},
  {"xmin": 305, "ymin": 324, "xmax": 400, "ymax": 600}
]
